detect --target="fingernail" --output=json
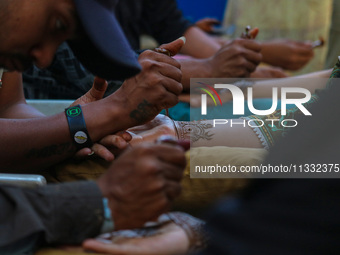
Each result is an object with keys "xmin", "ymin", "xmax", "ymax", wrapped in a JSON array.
[
  {"xmin": 179, "ymin": 36, "xmax": 186, "ymax": 44},
  {"xmin": 88, "ymin": 151, "xmax": 95, "ymax": 156}
]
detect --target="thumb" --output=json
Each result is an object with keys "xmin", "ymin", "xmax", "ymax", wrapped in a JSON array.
[
  {"xmin": 89, "ymin": 76, "xmax": 108, "ymax": 100},
  {"xmin": 69, "ymin": 77, "xmax": 108, "ymax": 107},
  {"xmin": 157, "ymin": 36, "xmax": 186, "ymax": 57}
]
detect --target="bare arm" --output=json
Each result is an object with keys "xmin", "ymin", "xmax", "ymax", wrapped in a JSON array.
[
  {"xmin": 0, "ymin": 72, "xmax": 45, "ymax": 119},
  {"xmin": 0, "ymin": 72, "xmax": 134, "ymax": 171},
  {"xmin": 210, "ymin": 38, "xmax": 315, "ymax": 71},
  {"xmin": 180, "ymin": 26, "xmax": 221, "ymax": 58},
  {"xmin": 128, "ymin": 115, "xmax": 263, "ymax": 149},
  {"xmin": 261, "ymin": 39, "xmax": 314, "ymax": 70},
  {"xmin": 180, "ymin": 39, "xmax": 263, "ymax": 91},
  {"xmin": 251, "ymin": 69, "xmax": 332, "ymax": 99},
  {"xmin": 0, "ymin": 40, "xmax": 184, "ymax": 171},
  {"xmin": 0, "ymin": 78, "xmax": 134, "ymax": 171},
  {"xmin": 193, "ymin": 69, "xmax": 333, "ymax": 107}
]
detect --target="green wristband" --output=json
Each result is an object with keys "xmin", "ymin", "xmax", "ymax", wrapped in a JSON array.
[{"xmin": 65, "ymin": 105, "xmax": 93, "ymax": 150}]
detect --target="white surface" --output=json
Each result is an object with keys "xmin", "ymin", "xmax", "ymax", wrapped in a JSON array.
[{"xmin": 27, "ymin": 99, "xmax": 73, "ymax": 116}]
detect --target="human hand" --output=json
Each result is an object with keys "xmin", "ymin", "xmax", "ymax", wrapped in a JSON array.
[
  {"xmin": 250, "ymin": 66, "xmax": 288, "ymax": 78},
  {"xmin": 70, "ymin": 76, "xmax": 108, "ymax": 106},
  {"xmin": 113, "ymin": 38, "xmax": 185, "ymax": 127},
  {"xmin": 75, "ymin": 131, "xmax": 132, "ymax": 161},
  {"xmin": 83, "ymin": 222, "xmax": 189, "ymax": 255},
  {"xmin": 195, "ymin": 18, "xmax": 221, "ymax": 33},
  {"xmin": 127, "ymin": 114, "xmax": 177, "ymax": 146},
  {"xmin": 213, "ymin": 37, "xmax": 231, "ymax": 47},
  {"xmin": 96, "ymin": 143, "xmax": 186, "ymax": 230},
  {"xmin": 261, "ymin": 39, "xmax": 314, "ymax": 71},
  {"xmin": 205, "ymin": 38, "xmax": 262, "ymax": 78},
  {"xmin": 70, "ymin": 78, "xmax": 131, "ymax": 161},
  {"xmin": 82, "ymin": 212, "xmax": 204, "ymax": 255},
  {"xmin": 240, "ymin": 26, "xmax": 259, "ymax": 40}
]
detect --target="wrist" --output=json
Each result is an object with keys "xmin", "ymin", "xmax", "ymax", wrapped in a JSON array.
[
  {"xmin": 261, "ymin": 42, "xmax": 280, "ymax": 66},
  {"xmin": 65, "ymin": 105, "xmax": 93, "ymax": 150},
  {"xmin": 201, "ymin": 58, "xmax": 214, "ymax": 78},
  {"xmin": 107, "ymin": 89, "xmax": 136, "ymax": 129},
  {"xmin": 81, "ymin": 93, "xmax": 133, "ymax": 141},
  {"xmin": 116, "ymin": 81, "xmax": 159, "ymax": 126},
  {"xmin": 260, "ymin": 42, "xmax": 270, "ymax": 63}
]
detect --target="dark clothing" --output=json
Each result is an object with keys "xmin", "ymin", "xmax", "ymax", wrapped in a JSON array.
[
  {"xmin": 201, "ymin": 179, "xmax": 340, "ymax": 255},
  {"xmin": 198, "ymin": 72, "xmax": 340, "ymax": 254},
  {"xmin": 23, "ymin": 0, "xmax": 192, "ymax": 100},
  {"xmin": 115, "ymin": 0, "xmax": 191, "ymax": 50},
  {"xmin": 23, "ymin": 43, "xmax": 123, "ymax": 100},
  {"xmin": 0, "ymin": 181, "xmax": 103, "ymax": 253}
]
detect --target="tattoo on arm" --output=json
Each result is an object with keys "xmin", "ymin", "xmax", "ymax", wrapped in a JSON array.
[
  {"xmin": 130, "ymin": 100, "xmax": 155, "ymax": 123},
  {"xmin": 175, "ymin": 121, "xmax": 214, "ymax": 143},
  {"xmin": 25, "ymin": 142, "xmax": 75, "ymax": 159}
]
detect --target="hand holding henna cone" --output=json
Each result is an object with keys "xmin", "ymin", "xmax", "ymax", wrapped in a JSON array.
[
  {"xmin": 154, "ymin": 37, "xmax": 186, "ymax": 116},
  {"xmin": 311, "ymin": 36, "xmax": 325, "ymax": 49},
  {"xmin": 241, "ymin": 26, "xmax": 259, "ymax": 39},
  {"xmin": 155, "ymin": 36, "xmax": 186, "ymax": 57}
]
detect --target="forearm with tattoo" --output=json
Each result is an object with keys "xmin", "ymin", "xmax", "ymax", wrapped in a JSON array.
[
  {"xmin": 130, "ymin": 100, "xmax": 155, "ymax": 123},
  {"xmin": 25, "ymin": 142, "xmax": 75, "ymax": 159}
]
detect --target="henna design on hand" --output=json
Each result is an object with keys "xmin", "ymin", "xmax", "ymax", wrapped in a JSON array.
[{"xmin": 175, "ymin": 121, "xmax": 214, "ymax": 143}]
